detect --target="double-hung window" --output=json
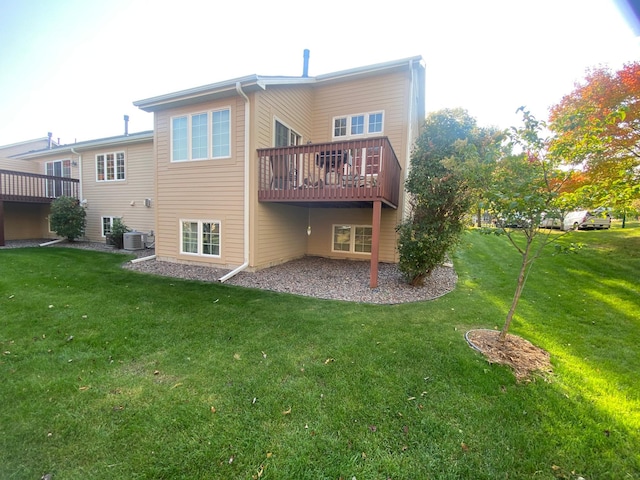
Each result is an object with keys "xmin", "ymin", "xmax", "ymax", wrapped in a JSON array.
[
  {"xmin": 96, "ymin": 152, "xmax": 125, "ymax": 181},
  {"xmin": 333, "ymin": 111, "xmax": 384, "ymax": 139},
  {"xmin": 332, "ymin": 224, "xmax": 373, "ymax": 254},
  {"xmin": 172, "ymin": 108, "xmax": 231, "ymax": 162},
  {"xmin": 180, "ymin": 220, "xmax": 221, "ymax": 256}
]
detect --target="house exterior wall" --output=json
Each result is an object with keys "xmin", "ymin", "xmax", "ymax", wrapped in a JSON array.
[
  {"xmin": 307, "ymin": 69, "xmax": 413, "ymax": 263},
  {"xmin": 248, "ymin": 69, "xmax": 413, "ymax": 268},
  {"xmin": 137, "ymin": 58, "xmax": 424, "ymax": 271},
  {"xmin": 3, "ymin": 202, "xmax": 50, "ymax": 240},
  {"xmin": 79, "ymin": 140, "xmax": 155, "ymax": 242},
  {"xmin": 0, "ymin": 157, "xmax": 40, "ymax": 173},
  {"xmin": 250, "ymin": 86, "xmax": 314, "ymax": 268},
  {"xmin": 0, "ymin": 139, "xmax": 62, "ymax": 174},
  {"xmin": 153, "ymin": 97, "xmax": 246, "ymax": 267}
]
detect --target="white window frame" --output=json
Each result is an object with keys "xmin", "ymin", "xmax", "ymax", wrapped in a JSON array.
[
  {"xmin": 180, "ymin": 219, "xmax": 221, "ymax": 257},
  {"xmin": 331, "ymin": 224, "xmax": 373, "ymax": 254},
  {"xmin": 101, "ymin": 216, "xmax": 122, "ymax": 237},
  {"xmin": 45, "ymin": 159, "xmax": 72, "ymax": 197},
  {"xmin": 332, "ymin": 111, "xmax": 384, "ymax": 139},
  {"xmin": 274, "ymin": 118, "xmax": 301, "ymax": 147},
  {"xmin": 96, "ymin": 152, "xmax": 126, "ymax": 182},
  {"xmin": 171, "ymin": 107, "xmax": 231, "ymax": 162}
]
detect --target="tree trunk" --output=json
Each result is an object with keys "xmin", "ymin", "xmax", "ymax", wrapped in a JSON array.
[
  {"xmin": 622, "ymin": 210, "xmax": 626, "ymax": 228},
  {"xmin": 499, "ymin": 241, "xmax": 533, "ymax": 342},
  {"xmin": 476, "ymin": 205, "xmax": 482, "ymax": 228}
]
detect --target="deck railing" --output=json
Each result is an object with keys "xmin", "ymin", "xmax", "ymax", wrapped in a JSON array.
[
  {"xmin": 258, "ymin": 137, "xmax": 401, "ymax": 208},
  {"xmin": 0, "ymin": 169, "xmax": 80, "ymax": 202}
]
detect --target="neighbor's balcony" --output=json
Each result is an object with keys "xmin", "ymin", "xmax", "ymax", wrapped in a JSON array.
[
  {"xmin": 0, "ymin": 169, "xmax": 80, "ymax": 203},
  {"xmin": 258, "ymin": 137, "xmax": 401, "ymax": 208}
]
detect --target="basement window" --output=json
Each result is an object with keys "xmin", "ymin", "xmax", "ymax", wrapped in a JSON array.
[{"xmin": 332, "ymin": 224, "xmax": 372, "ymax": 254}]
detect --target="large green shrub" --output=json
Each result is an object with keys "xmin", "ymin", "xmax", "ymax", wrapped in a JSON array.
[
  {"xmin": 49, "ymin": 196, "xmax": 86, "ymax": 242},
  {"xmin": 397, "ymin": 109, "xmax": 475, "ymax": 286}
]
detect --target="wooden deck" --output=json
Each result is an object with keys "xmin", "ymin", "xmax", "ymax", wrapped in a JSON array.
[
  {"xmin": 0, "ymin": 169, "xmax": 80, "ymax": 203},
  {"xmin": 257, "ymin": 137, "xmax": 401, "ymax": 209},
  {"xmin": 0, "ymin": 170, "xmax": 80, "ymax": 246}
]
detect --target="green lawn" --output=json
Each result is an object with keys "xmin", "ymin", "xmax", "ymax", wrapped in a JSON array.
[{"xmin": 1, "ymin": 222, "xmax": 638, "ymax": 479}]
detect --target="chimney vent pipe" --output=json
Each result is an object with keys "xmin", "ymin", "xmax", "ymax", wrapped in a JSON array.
[
  {"xmin": 47, "ymin": 132, "xmax": 52, "ymax": 149},
  {"xmin": 124, "ymin": 115, "xmax": 130, "ymax": 136},
  {"xmin": 302, "ymin": 49, "xmax": 310, "ymax": 77}
]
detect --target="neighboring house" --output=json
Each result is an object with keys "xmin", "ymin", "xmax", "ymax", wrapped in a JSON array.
[
  {"xmin": 134, "ymin": 55, "xmax": 426, "ymax": 287},
  {"xmin": 0, "ymin": 135, "xmax": 78, "ymax": 245},
  {"xmin": 0, "ymin": 129, "xmax": 155, "ymax": 246}
]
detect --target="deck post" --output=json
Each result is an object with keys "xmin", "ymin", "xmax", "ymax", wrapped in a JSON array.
[
  {"xmin": 0, "ymin": 200, "xmax": 4, "ymax": 246},
  {"xmin": 370, "ymin": 200, "xmax": 381, "ymax": 288}
]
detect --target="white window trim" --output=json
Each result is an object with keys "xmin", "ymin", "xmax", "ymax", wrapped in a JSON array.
[
  {"xmin": 273, "ymin": 117, "xmax": 302, "ymax": 146},
  {"xmin": 332, "ymin": 111, "xmax": 385, "ymax": 139},
  {"xmin": 45, "ymin": 159, "xmax": 72, "ymax": 197},
  {"xmin": 331, "ymin": 224, "xmax": 373, "ymax": 255},
  {"xmin": 179, "ymin": 219, "xmax": 222, "ymax": 257},
  {"xmin": 96, "ymin": 152, "xmax": 126, "ymax": 182},
  {"xmin": 170, "ymin": 107, "xmax": 231, "ymax": 162},
  {"xmin": 101, "ymin": 216, "xmax": 122, "ymax": 237}
]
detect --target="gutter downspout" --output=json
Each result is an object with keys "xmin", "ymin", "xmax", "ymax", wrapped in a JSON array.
[
  {"xmin": 403, "ymin": 59, "xmax": 417, "ymax": 222},
  {"xmin": 70, "ymin": 147, "xmax": 86, "ymax": 241},
  {"xmin": 219, "ymin": 82, "xmax": 251, "ymax": 282},
  {"xmin": 70, "ymin": 147, "xmax": 83, "ymax": 202}
]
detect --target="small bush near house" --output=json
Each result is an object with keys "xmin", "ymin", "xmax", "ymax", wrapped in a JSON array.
[
  {"xmin": 49, "ymin": 196, "xmax": 86, "ymax": 241},
  {"xmin": 108, "ymin": 218, "xmax": 130, "ymax": 249}
]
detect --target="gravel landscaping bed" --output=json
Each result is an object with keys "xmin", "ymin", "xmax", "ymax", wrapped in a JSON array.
[{"xmin": 2, "ymin": 239, "xmax": 457, "ymax": 304}]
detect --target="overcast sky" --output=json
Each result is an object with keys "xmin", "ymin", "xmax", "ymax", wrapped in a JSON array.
[{"xmin": 0, "ymin": 0, "xmax": 638, "ymax": 146}]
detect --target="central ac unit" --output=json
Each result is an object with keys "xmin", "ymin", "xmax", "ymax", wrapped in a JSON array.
[{"xmin": 123, "ymin": 232, "xmax": 146, "ymax": 250}]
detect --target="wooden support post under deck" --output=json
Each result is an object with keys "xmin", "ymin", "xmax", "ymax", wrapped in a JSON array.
[
  {"xmin": 0, "ymin": 200, "xmax": 4, "ymax": 247},
  {"xmin": 370, "ymin": 200, "xmax": 381, "ymax": 288}
]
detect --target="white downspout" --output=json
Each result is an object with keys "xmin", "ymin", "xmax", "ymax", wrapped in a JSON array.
[
  {"xmin": 403, "ymin": 59, "xmax": 417, "ymax": 222},
  {"xmin": 219, "ymin": 82, "xmax": 251, "ymax": 282},
  {"xmin": 70, "ymin": 147, "xmax": 83, "ymax": 201}
]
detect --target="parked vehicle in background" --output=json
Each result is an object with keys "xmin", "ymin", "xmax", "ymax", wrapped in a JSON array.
[
  {"xmin": 562, "ymin": 210, "xmax": 611, "ymax": 231},
  {"xmin": 540, "ymin": 213, "xmax": 562, "ymax": 229}
]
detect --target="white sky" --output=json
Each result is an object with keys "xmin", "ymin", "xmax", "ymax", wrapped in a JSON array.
[{"xmin": 0, "ymin": 0, "xmax": 638, "ymax": 146}]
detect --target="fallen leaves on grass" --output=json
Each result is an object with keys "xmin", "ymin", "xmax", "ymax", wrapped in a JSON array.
[{"xmin": 466, "ymin": 329, "xmax": 552, "ymax": 382}]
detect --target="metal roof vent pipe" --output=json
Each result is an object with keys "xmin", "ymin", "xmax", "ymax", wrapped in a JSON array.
[
  {"xmin": 47, "ymin": 132, "xmax": 52, "ymax": 149},
  {"xmin": 124, "ymin": 115, "xmax": 129, "ymax": 136},
  {"xmin": 302, "ymin": 49, "xmax": 310, "ymax": 77}
]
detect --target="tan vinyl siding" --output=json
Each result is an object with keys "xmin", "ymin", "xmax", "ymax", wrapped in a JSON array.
[
  {"xmin": 255, "ymin": 86, "xmax": 314, "ymax": 148},
  {"xmin": 253, "ymin": 203, "xmax": 307, "ymax": 269},
  {"xmin": 0, "ymin": 158, "xmax": 40, "ymax": 173},
  {"xmin": 154, "ymin": 98, "xmax": 245, "ymax": 267},
  {"xmin": 79, "ymin": 140, "xmax": 155, "ymax": 242},
  {"xmin": 250, "ymin": 71, "xmax": 412, "ymax": 267},
  {"xmin": 3, "ymin": 203, "xmax": 50, "ymax": 240},
  {"xmin": 250, "ymin": 87, "xmax": 314, "ymax": 268},
  {"xmin": 311, "ymin": 70, "xmax": 411, "ymax": 160},
  {"xmin": 306, "ymin": 208, "xmax": 398, "ymax": 263}
]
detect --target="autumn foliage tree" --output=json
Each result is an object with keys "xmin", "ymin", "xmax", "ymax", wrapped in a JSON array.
[{"xmin": 549, "ymin": 62, "xmax": 640, "ymax": 224}]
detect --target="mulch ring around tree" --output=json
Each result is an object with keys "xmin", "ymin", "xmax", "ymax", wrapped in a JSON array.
[{"xmin": 465, "ymin": 329, "xmax": 553, "ymax": 382}]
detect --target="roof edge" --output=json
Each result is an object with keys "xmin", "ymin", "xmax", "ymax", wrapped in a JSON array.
[
  {"xmin": 133, "ymin": 55, "xmax": 424, "ymax": 112},
  {"xmin": 13, "ymin": 130, "xmax": 154, "ymax": 159}
]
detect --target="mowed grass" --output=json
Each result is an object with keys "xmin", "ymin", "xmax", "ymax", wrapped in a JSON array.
[{"xmin": 0, "ymin": 222, "xmax": 638, "ymax": 480}]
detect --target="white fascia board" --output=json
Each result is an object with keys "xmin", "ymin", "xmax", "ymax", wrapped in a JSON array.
[
  {"xmin": 133, "ymin": 75, "xmax": 261, "ymax": 111},
  {"xmin": 315, "ymin": 56, "xmax": 424, "ymax": 83}
]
